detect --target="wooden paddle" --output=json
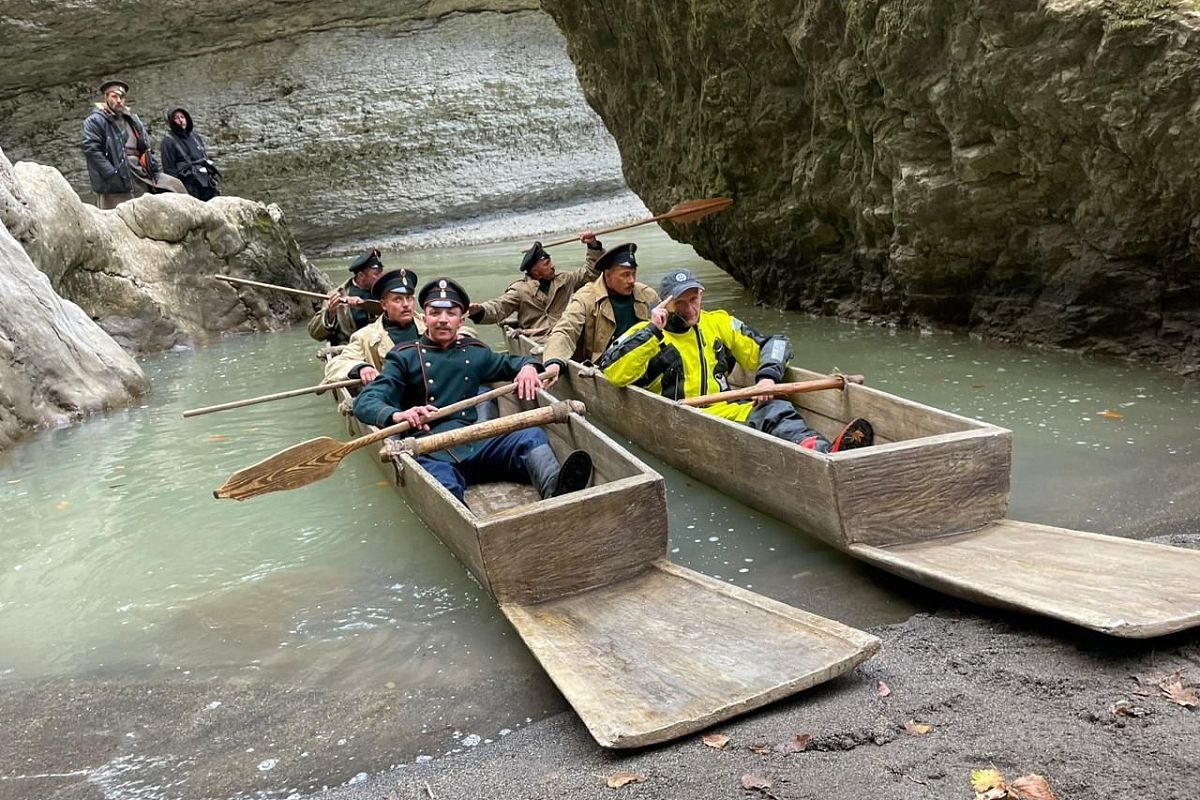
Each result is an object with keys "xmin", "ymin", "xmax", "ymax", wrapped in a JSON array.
[
  {"xmin": 680, "ymin": 374, "xmax": 865, "ymax": 408},
  {"xmin": 388, "ymin": 400, "xmax": 584, "ymax": 457},
  {"xmin": 214, "ymin": 377, "xmax": 541, "ymax": 501},
  {"xmin": 214, "ymin": 275, "xmax": 382, "ymax": 316},
  {"xmin": 540, "ymin": 197, "xmax": 733, "ymax": 248},
  {"xmin": 182, "ymin": 379, "xmax": 362, "ymax": 418}
]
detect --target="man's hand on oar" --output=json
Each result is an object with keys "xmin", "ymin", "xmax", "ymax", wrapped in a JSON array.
[
  {"xmin": 680, "ymin": 374, "xmax": 865, "ymax": 408},
  {"xmin": 393, "ymin": 404, "xmax": 438, "ymax": 432},
  {"xmin": 749, "ymin": 378, "xmax": 778, "ymax": 406}
]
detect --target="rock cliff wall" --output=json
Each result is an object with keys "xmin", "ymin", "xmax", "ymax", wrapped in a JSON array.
[
  {"xmin": 542, "ymin": 0, "xmax": 1200, "ymax": 372},
  {"xmin": 0, "ymin": 149, "xmax": 148, "ymax": 451},
  {"xmin": 0, "ymin": 6, "xmax": 625, "ymax": 252}
]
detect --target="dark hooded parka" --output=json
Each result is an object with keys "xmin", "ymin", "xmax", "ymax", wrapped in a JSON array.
[{"xmin": 160, "ymin": 107, "xmax": 220, "ymax": 201}]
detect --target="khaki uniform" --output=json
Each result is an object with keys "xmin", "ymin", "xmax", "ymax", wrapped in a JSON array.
[
  {"xmin": 542, "ymin": 276, "xmax": 659, "ymax": 366},
  {"xmin": 472, "ymin": 248, "xmax": 602, "ymax": 338},
  {"xmin": 307, "ymin": 278, "xmax": 378, "ymax": 345},
  {"xmin": 322, "ymin": 314, "xmax": 426, "ymax": 383}
]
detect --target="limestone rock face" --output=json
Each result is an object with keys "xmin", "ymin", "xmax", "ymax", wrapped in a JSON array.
[
  {"xmin": 0, "ymin": 8, "xmax": 623, "ymax": 252},
  {"xmin": 11, "ymin": 160, "xmax": 329, "ymax": 353},
  {"xmin": 542, "ymin": 0, "xmax": 1200, "ymax": 373},
  {"xmin": 0, "ymin": 155, "xmax": 147, "ymax": 451}
]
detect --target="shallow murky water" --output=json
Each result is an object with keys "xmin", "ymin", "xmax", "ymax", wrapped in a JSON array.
[{"xmin": 2, "ymin": 225, "xmax": 1197, "ymax": 799}]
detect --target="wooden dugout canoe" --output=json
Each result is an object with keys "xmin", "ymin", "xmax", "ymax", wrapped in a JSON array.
[
  {"xmin": 516, "ymin": 343, "xmax": 1200, "ymax": 639},
  {"xmin": 327, "ymin": 380, "xmax": 879, "ymax": 747}
]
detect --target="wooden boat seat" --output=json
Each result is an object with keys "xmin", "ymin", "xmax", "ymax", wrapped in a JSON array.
[
  {"xmin": 503, "ymin": 559, "xmax": 880, "ymax": 748},
  {"xmin": 851, "ymin": 519, "xmax": 1200, "ymax": 638}
]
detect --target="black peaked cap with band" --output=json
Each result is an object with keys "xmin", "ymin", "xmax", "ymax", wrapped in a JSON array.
[
  {"xmin": 418, "ymin": 278, "xmax": 470, "ymax": 311},
  {"xmin": 349, "ymin": 249, "xmax": 384, "ymax": 273},
  {"xmin": 371, "ymin": 268, "xmax": 418, "ymax": 301},
  {"xmin": 594, "ymin": 242, "xmax": 638, "ymax": 271},
  {"xmin": 99, "ymin": 79, "xmax": 129, "ymax": 95},
  {"xmin": 520, "ymin": 242, "xmax": 549, "ymax": 273}
]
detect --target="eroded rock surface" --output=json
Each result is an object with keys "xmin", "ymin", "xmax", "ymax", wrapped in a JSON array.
[
  {"xmin": 0, "ymin": 152, "xmax": 147, "ymax": 451},
  {"xmin": 543, "ymin": 0, "xmax": 1200, "ymax": 373},
  {"xmin": 11, "ymin": 159, "xmax": 329, "ymax": 353}
]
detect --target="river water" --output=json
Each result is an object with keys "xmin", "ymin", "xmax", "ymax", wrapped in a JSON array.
[{"xmin": 2, "ymin": 226, "xmax": 1197, "ymax": 799}]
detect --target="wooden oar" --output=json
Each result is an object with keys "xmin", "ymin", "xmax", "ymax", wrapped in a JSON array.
[
  {"xmin": 182, "ymin": 379, "xmax": 362, "ymax": 418},
  {"xmin": 214, "ymin": 275, "xmax": 382, "ymax": 315},
  {"xmin": 213, "ymin": 376, "xmax": 545, "ymax": 501},
  {"xmin": 389, "ymin": 400, "xmax": 584, "ymax": 457},
  {"xmin": 680, "ymin": 374, "xmax": 865, "ymax": 408},
  {"xmin": 540, "ymin": 197, "xmax": 733, "ymax": 248},
  {"xmin": 214, "ymin": 382, "xmax": 527, "ymax": 501}
]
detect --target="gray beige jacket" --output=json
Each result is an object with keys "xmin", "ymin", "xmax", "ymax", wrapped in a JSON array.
[{"xmin": 542, "ymin": 276, "xmax": 659, "ymax": 367}]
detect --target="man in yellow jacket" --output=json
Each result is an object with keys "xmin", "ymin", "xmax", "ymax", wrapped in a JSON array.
[
  {"xmin": 541, "ymin": 242, "xmax": 659, "ymax": 385},
  {"xmin": 466, "ymin": 232, "xmax": 604, "ymax": 340},
  {"xmin": 597, "ymin": 268, "xmax": 873, "ymax": 453}
]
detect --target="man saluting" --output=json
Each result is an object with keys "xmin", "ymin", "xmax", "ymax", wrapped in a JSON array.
[{"xmin": 353, "ymin": 278, "xmax": 593, "ymax": 505}]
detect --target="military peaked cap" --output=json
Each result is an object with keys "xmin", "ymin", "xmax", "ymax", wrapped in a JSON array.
[
  {"xmin": 594, "ymin": 242, "xmax": 638, "ymax": 271},
  {"xmin": 349, "ymin": 249, "xmax": 384, "ymax": 273},
  {"xmin": 418, "ymin": 277, "xmax": 470, "ymax": 310},
  {"xmin": 99, "ymin": 79, "xmax": 129, "ymax": 96},
  {"xmin": 372, "ymin": 268, "xmax": 418, "ymax": 300},
  {"xmin": 520, "ymin": 241, "xmax": 550, "ymax": 273}
]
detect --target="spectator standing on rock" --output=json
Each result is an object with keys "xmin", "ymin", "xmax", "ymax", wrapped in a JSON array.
[
  {"xmin": 81, "ymin": 79, "xmax": 186, "ymax": 209},
  {"xmin": 160, "ymin": 107, "xmax": 220, "ymax": 201}
]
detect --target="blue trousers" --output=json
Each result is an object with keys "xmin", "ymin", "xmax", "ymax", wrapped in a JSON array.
[{"xmin": 417, "ymin": 427, "xmax": 549, "ymax": 504}]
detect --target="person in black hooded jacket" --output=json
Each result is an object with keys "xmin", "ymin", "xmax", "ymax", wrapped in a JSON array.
[{"xmin": 160, "ymin": 107, "xmax": 220, "ymax": 201}]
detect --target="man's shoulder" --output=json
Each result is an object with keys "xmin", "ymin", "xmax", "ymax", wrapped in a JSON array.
[{"xmin": 571, "ymin": 277, "xmax": 607, "ymax": 304}]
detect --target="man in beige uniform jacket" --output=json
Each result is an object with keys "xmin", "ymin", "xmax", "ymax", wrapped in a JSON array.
[
  {"xmin": 467, "ymin": 232, "xmax": 604, "ymax": 341},
  {"xmin": 540, "ymin": 242, "xmax": 659, "ymax": 385}
]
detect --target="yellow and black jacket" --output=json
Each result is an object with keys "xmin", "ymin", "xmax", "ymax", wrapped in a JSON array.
[{"xmin": 598, "ymin": 310, "xmax": 790, "ymax": 423}]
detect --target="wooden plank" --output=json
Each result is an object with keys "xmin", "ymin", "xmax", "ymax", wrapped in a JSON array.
[
  {"xmin": 480, "ymin": 476, "xmax": 667, "ymax": 604},
  {"xmin": 851, "ymin": 519, "xmax": 1200, "ymax": 637},
  {"xmin": 503, "ymin": 560, "xmax": 880, "ymax": 748},
  {"xmin": 833, "ymin": 428, "xmax": 1012, "ymax": 546}
]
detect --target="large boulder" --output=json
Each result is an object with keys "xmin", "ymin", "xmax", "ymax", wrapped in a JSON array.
[
  {"xmin": 0, "ymin": 153, "xmax": 147, "ymax": 451},
  {"xmin": 542, "ymin": 0, "xmax": 1200, "ymax": 373},
  {"xmin": 10, "ymin": 159, "xmax": 329, "ymax": 353}
]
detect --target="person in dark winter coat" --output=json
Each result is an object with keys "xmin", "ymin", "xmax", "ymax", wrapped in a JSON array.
[
  {"xmin": 80, "ymin": 79, "xmax": 185, "ymax": 209},
  {"xmin": 160, "ymin": 107, "xmax": 220, "ymax": 201}
]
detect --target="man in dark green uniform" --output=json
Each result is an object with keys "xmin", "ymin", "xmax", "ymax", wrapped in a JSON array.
[
  {"xmin": 307, "ymin": 249, "xmax": 385, "ymax": 345},
  {"xmin": 353, "ymin": 277, "xmax": 592, "ymax": 505}
]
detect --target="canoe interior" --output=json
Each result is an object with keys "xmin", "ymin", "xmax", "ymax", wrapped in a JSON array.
[
  {"xmin": 852, "ymin": 519, "xmax": 1200, "ymax": 638},
  {"xmin": 331, "ymin": 380, "xmax": 881, "ymax": 743}
]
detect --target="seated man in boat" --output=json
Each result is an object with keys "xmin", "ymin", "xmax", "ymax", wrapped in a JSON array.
[
  {"xmin": 540, "ymin": 242, "xmax": 659, "ymax": 385},
  {"xmin": 466, "ymin": 232, "xmax": 605, "ymax": 341},
  {"xmin": 307, "ymin": 249, "xmax": 385, "ymax": 346},
  {"xmin": 353, "ymin": 277, "xmax": 593, "ymax": 505},
  {"xmin": 598, "ymin": 269, "xmax": 874, "ymax": 453},
  {"xmin": 322, "ymin": 267, "xmax": 425, "ymax": 385}
]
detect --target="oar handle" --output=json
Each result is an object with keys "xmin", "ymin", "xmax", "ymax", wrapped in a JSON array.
[
  {"xmin": 679, "ymin": 374, "xmax": 864, "ymax": 408},
  {"xmin": 392, "ymin": 401, "xmax": 584, "ymax": 457},
  {"xmin": 214, "ymin": 274, "xmax": 329, "ymax": 300},
  {"xmin": 339, "ymin": 372, "xmax": 551, "ymax": 455},
  {"xmin": 182, "ymin": 379, "xmax": 362, "ymax": 418}
]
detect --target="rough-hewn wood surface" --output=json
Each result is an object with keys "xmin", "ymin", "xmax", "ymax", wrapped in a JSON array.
[
  {"xmin": 852, "ymin": 519, "xmax": 1200, "ymax": 638},
  {"xmin": 503, "ymin": 560, "xmax": 880, "ymax": 748}
]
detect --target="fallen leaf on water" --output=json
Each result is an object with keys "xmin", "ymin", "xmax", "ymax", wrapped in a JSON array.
[
  {"xmin": 748, "ymin": 743, "xmax": 771, "ymax": 754},
  {"xmin": 1110, "ymin": 700, "xmax": 1148, "ymax": 717},
  {"xmin": 208, "ymin": 434, "xmax": 229, "ymax": 442},
  {"xmin": 740, "ymin": 773, "xmax": 777, "ymax": 798},
  {"xmin": 376, "ymin": 480, "xmax": 390, "ymax": 487},
  {"xmin": 702, "ymin": 733, "xmax": 729, "ymax": 749},
  {"xmin": 972, "ymin": 384, "xmax": 986, "ymax": 389},
  {"xmin": 903, "ymin": 719, "xmax": 932, "ymax": 735},
  {"xmin": 605, "ymin": 772, "xmax": 645, "ymax": 789},
  {"xmin": 1011, "ymin": 773, "xmax": 1058, "ymax": 800},
  {"xmin": 876, "ymin": 680, "xmax": 892, "ymax": 697},
  {"xmin": 1160, "ymin": 679, "xmax": 1199, "ymax": 708},
  {"xmin": 775, "ymin": 733, "xmax": 812, "ymax": 753},
  {"xmin": 56, "ymin": 500, "xmax": 69, "ymax": 511},
  {"xmin": 1098, "ymin": 410, "xmax": 1124, "ymax": 420},
  {"xmin": 7, "ymin": 479, "xmax": 21, "ymax": 484}
]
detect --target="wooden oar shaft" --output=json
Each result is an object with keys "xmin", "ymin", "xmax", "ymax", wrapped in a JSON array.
[
  {"xmin": 680, "ymin": 374, "xmax": 864, "ymax": 408},
  {"xmin": 214, "ymin": 274, "xmax": 329, "ymax": 300},
  {"xmin": 183, "ymin": 379, "xmax": 361, "ymax": 418},
  {"xmin": 393, "ymin": 400, "xmax": 584, "ymax": 457},
  {"xmin": 541, "ymin": 197, "xmax": 732, "ymax": 248}
]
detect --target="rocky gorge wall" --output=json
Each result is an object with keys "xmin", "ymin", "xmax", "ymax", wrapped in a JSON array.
[
  {"xmin": 542, "ymin": 0, "xmax": 1200, "ymax": 373},
  {"xmin": 0, "ymin": 3, "xmax": 627, "ymax": 253}
]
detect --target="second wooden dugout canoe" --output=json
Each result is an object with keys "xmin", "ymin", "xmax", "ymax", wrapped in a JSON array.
[
  {"xmin": 516, "ymin": 342, "xmax": 1200, "ymax": 639},
  {"xmin": 327, "ymin": 377, "xmax": 879, "ymax": 747}
]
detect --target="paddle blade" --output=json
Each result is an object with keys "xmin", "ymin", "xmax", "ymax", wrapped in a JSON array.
[
  {"xmin": 661, "ymin": 197, "xmax": 733, "ymax": 225},
  {"xmin": 213, "ymin": 436, "xmax": 346, "ymax": 501}
]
